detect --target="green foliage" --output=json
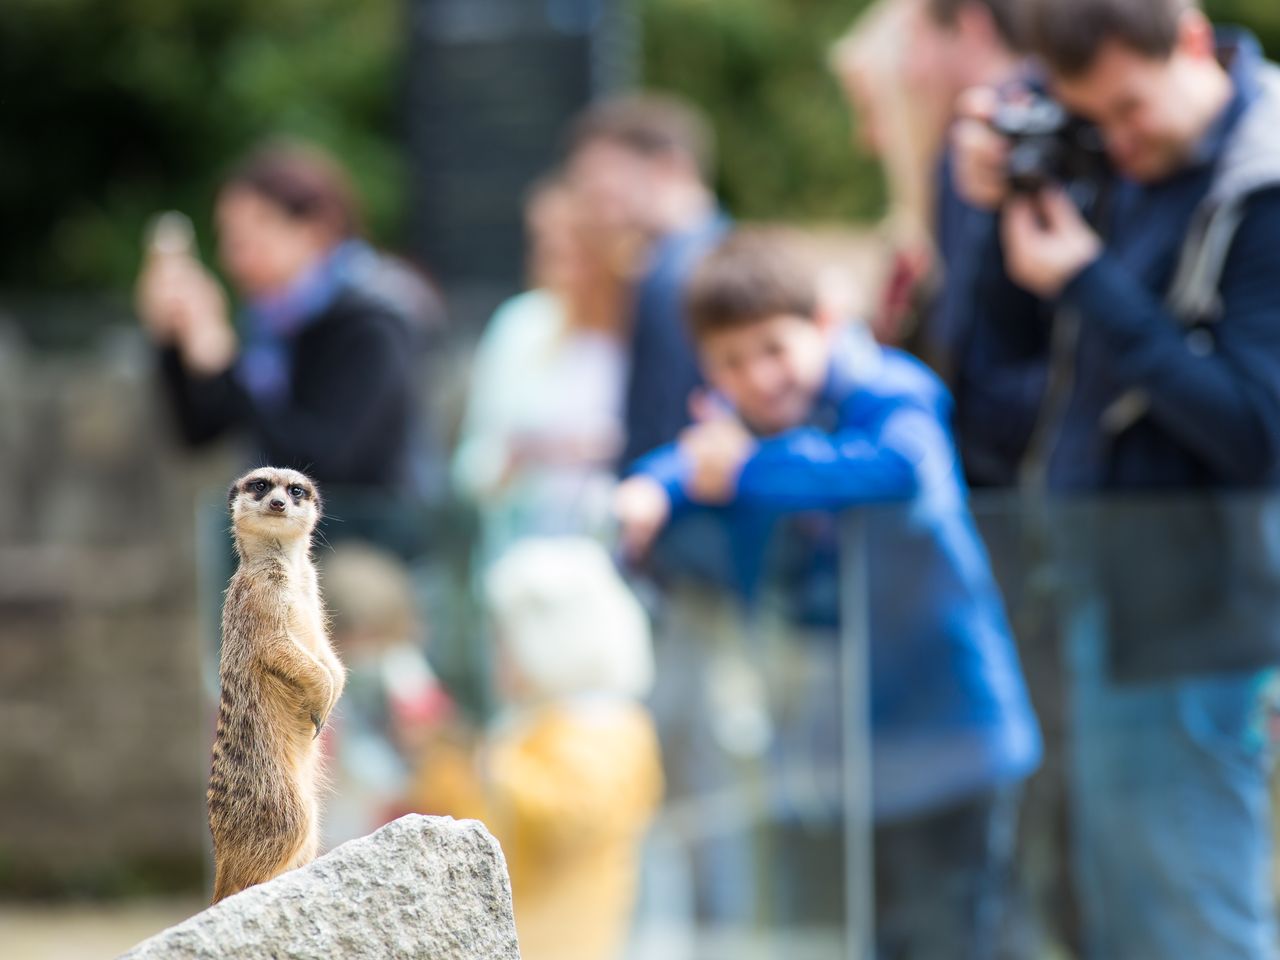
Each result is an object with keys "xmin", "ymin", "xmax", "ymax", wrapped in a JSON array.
[
  {"xmin": 0, "ymin": 0, "xmax": 404, "ymax": 292},
  {"xmin": 642, "ymin": 0, "xmax": 883, "ymax": 225},
  {"xmin": 643, "ymin": 0, "xmax": 1280, "ymax": 229},
  {"xmin": 3, "ymin": 0, "xmax": 1278, "ymax": 293},
  {"xmin": 1206, "ymin": 0, "xmax": 1280, "ymax": 53},
  {"xmin": 0, "ymin": 847, "xmax": 204, "ymax": 898}
]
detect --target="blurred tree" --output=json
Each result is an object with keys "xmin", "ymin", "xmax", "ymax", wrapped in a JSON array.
[
  {"xmin": 1206, "ymin": 0, "xmax": 1280, "ymax": 52},
  {"xmin": 643, "ymin": 0, "xmax": 1280, "ymax": 227},
  {"xmin": 642, "ymin": 0, "xmax": 884, "ymax": 224},
  {"xmin": 0, "ymin": 0, "xmax": 403, "ymax": 292},
  {"xmin": 1, "ymin": 0, "xmax": 1276, "ymax": 293}
]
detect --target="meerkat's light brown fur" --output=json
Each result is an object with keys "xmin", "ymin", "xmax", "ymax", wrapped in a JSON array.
[{"xmin": 208, "ymin": 467, "xmax": 345, "ymax": 903}]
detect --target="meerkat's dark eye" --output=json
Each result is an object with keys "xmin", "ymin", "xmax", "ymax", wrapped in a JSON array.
[
  {"xmin": 289, "ymin": 485, "xmax": 306, "ymax": 499},
  {"xmin": 250, "ymin": 480, "xmax": 269, "ymax": 494}
]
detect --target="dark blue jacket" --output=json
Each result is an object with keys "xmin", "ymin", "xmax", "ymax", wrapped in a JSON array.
[
  {"xmin": 929, "ymin": 154, "xmax": 1052, "ymax": 487},
  {"xmin": 968, "ymin": 32, "xmax": 1280, "ymax": 492},
  {"xmin": 1055, "ymin": 53, "xmax": 1280, "ymax": 489},
  {"xmin": 618, "ymin": 211, "xmax": 731, "ymax": 469},
  {"xmin": 634, "ymin": 332, "xmax": 1042, "ymax": 818}
]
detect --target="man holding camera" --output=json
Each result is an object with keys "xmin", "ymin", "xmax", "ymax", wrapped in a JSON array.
[{"xmin": 953, "ymin": 0, "xmax": 1280, "ymax": 956}]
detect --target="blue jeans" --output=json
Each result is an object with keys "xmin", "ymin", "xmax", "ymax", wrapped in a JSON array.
[{"xmin": 1068, "ymin": 601, "xmax": 1277, "ymax": 959}]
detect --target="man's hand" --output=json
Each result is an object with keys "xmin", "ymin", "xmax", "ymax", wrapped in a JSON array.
[
  {"xmin": 952, "ymin": 87, "xmax": 1011, "ymax": 212},
  {"xmin": 614, "ymin": 476, "xmax": 672, "ymax": 561},
  {"xmin": 679, "ymin": 415, "xmax": 756, "ymax": 505},
  {"xmin": 1003, "ymin": 189, "xmax": 1103, "ymax": 299}
]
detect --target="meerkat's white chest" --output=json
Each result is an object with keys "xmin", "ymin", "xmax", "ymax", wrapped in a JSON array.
[{"xmin": 279, "ymin": 564, "xmax": 328, "ymax": 656}]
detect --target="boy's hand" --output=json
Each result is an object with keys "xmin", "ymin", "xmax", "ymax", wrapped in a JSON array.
[
  {"xmin": 680, "ymin": 416, "xmax": 756, "ymax": 505},
  {"xmin": 614, "ymin": 476, "xmax": 671, "ymax": 560}
]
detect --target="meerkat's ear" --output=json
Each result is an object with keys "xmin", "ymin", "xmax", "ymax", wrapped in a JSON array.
[
  {"xmin": 227, "ymin": 479, "xmax": 241, "ymax": 514},
  {"xmin": 310, "ymin": 482, "xmax": 324, "ymax": 522}
]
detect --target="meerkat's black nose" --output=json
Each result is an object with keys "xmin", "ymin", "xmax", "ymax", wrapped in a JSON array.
[{"xmin": 268, "ymin": 498, "xmax": 287, "ymax": 513}]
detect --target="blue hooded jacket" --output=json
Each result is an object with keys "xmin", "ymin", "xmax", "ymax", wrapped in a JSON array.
[{"xmin": 634, "ymin": 331, "xmax": 1042, "ymax": 819}]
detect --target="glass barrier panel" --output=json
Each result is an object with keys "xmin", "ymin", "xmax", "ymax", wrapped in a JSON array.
[
  {"xmin": 194, "ymin": 491, "xmax": 872, "ymax": 960},
  {"xmin": 847, "ymin": 491, "xmax": 1280, "ymax": 960}
]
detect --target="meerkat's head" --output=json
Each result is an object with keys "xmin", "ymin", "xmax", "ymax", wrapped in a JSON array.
[{"xmin": 228, "ymin": 468, "xmax": 322, "ymax": 546}]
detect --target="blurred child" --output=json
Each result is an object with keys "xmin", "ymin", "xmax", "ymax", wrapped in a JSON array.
[
  {"xmin": 411, "ymin": 538, "xmax": 663, "ymax": 960},
  {"xmin": 320, "ymin": 543, "xmax": 455, "ymax": 848},
  {"xmin": 614, "ymin": 228, "xmax": 1040, "ymax": 957}
]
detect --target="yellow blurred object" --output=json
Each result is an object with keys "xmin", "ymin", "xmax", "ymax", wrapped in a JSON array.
[{"xmin": 412, "ymin": 701, "xmax": 664, "ymax": 960}]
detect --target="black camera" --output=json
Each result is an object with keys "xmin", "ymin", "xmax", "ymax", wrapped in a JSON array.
[{"xmin": 992, "ymin": 96, "xmax": 1109, "ymax": 194}]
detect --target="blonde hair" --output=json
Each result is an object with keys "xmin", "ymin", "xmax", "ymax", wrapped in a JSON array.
[{"xmin": 829, "ymin": 0, "xmax": 950, "ymax": 252}]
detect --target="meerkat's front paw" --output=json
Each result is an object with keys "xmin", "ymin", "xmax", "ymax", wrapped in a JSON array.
[
  {"xmin": 322, "ymin": 661, "xmax": 344, "ymax": 721},
  {"xmin": 310, "ymin": 689, "xmax": 334, "ymax": 738},
  {"xmin": 307, "ymin": 669, "xmax": 338, "ymax": 733},
  {"xmin": 304, "ymin": 692, "xmax": 331, "ymax": 740},
  {"xmin": 325, "ymin": 656, "xmax": 346, "ymax": 700}
]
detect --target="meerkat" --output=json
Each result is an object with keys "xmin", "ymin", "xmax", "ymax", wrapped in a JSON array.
[{"xmin": 207, "ymin": 467, "xmax": 345, "ymax": 903}]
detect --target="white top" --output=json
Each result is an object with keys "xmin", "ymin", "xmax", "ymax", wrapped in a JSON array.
[{"xmin": 452, "ymin": 290, "xmax": 626, "ymax": 562}]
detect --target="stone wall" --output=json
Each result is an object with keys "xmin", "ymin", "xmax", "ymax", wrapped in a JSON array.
[{"xmin": 0, "ymin": 316, "xmax": 232, "ymax": 895}]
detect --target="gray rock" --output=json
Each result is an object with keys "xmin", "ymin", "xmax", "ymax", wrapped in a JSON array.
[{"xmin": 118, "ymin": 815, "xmax": 522, "ymax": 960}]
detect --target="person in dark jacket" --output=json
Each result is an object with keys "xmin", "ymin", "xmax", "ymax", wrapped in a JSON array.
[
  {"xmin": 564, "ymin": 94, "xmax": 730, "ymax": 468},
  {"xmin": 951, "ymin": 1, "xmax": 1280, "ymax": 955},
  {"xmin": 136, "ymin": 140, "xmax": 441, "ymax": 511}
]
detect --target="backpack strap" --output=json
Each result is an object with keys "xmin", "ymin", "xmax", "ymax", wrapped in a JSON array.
[
  {"xmin": 1166, "ymin": 196, "xmax": 1249, "ymax": 328},
  {"xmin": 1099, "ymin": 196, "xmax": 1249, "ymax": 437}
]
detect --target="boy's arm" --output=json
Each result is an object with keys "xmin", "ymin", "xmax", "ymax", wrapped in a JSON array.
[
  {"xmin": 732, "ymin": 406, "xmax": 934, "ymax": 511},
  {"xmin": 628, "ymin": 443, "xmax": 693, "ymax": 515},
  {"xmin": 615, "ymin": 443, "xmax": 692, "ymax": 561}
]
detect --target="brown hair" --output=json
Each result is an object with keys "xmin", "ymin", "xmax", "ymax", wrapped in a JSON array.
[
  {"xmin": 687, "ymin": 228, "xmax": 818, "ymax": 340},
  {"xmin": 566, "ymin": 93, "xmax": 716, "ymax": 181},
  {"xmin": 924, "ymin": 0, "xmax": 1026, "ymax": 51},
  {"xmin": 1023, "ymin": 0, "xmax": 1193, "ymax": 76},
  {"xmin": 222, "ymin": 139, "xmax": 363, "ymax": 239}
]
